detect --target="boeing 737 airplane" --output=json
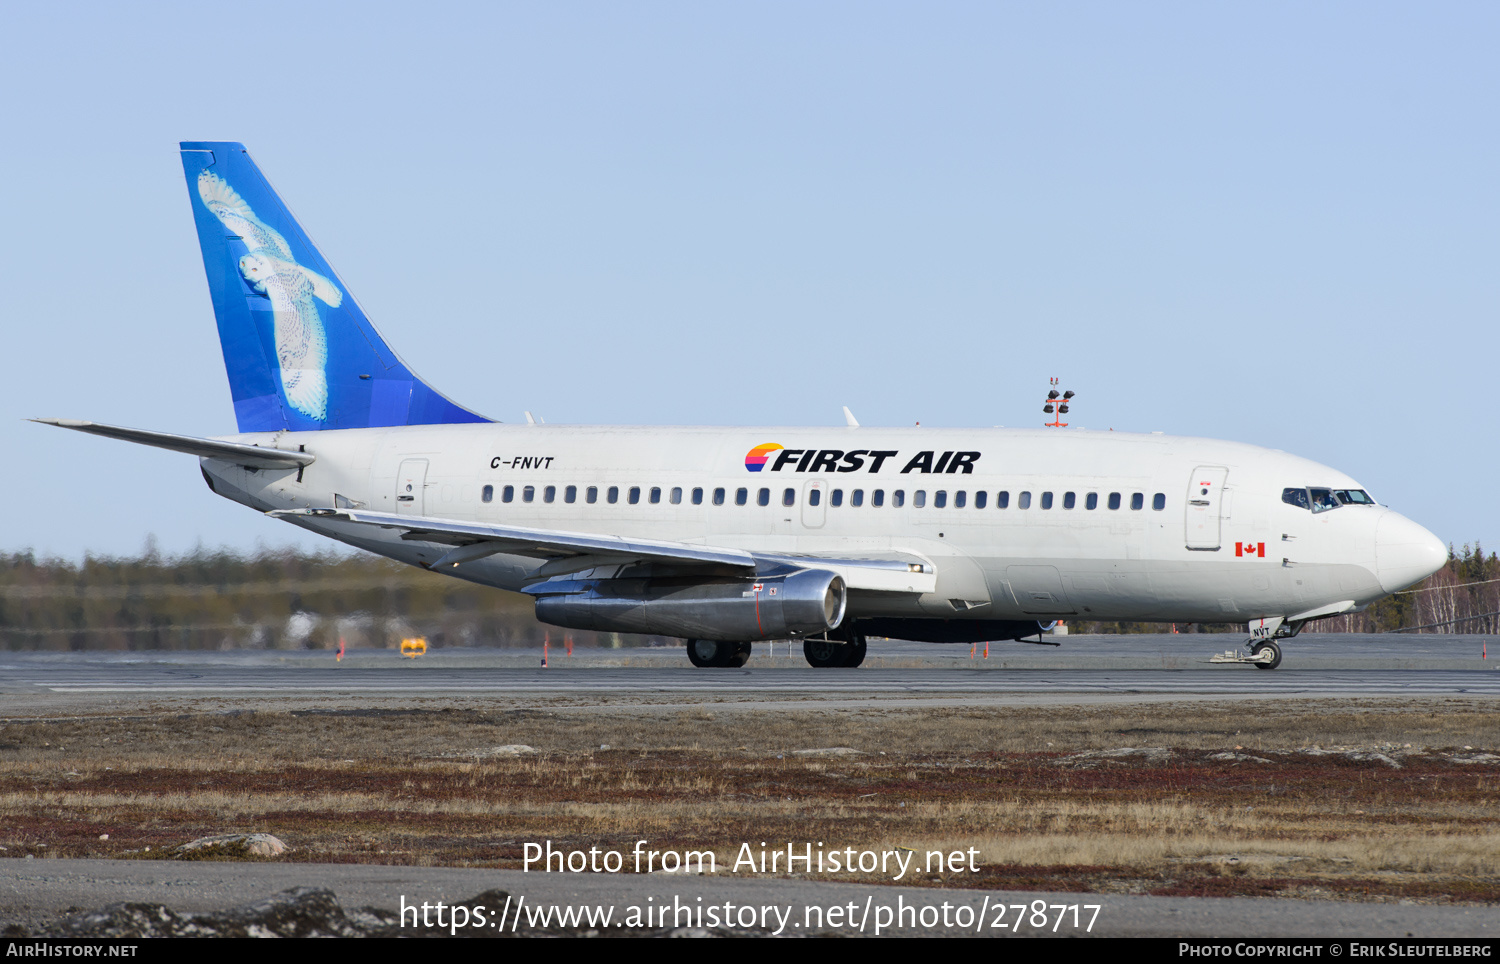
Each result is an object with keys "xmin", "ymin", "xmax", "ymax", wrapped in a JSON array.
[{"xmin": 37, "ymin": 143, "xmax": 1448, "ymax": 669}]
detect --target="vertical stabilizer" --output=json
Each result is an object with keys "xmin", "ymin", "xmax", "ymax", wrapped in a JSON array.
[{"xmin": 179, "ymin": 142, "xmax": 491, "ymax": 432}]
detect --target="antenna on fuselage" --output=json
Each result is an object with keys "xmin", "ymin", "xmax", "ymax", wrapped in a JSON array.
[{"xmin": 1043, "ymin": 377, "xmax": 1075, "ymax": 428}]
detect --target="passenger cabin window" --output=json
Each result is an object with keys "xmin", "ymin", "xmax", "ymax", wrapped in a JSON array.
[
  {"xmin": 607, "ymin": 486, "xmax": 619, "ymax": 504},
  {"xmin": 523, "ymin": 485, "xmax": 535, "ymax": 503},
  {"xmin": 649, "ymin": 486, "xmax": 661, "ymax": 504},
  {"xmin": 691, "ymin": 487, "xmax": 703, "ymax": 505},
  {"xmin": 831, "ymin": 489, "xmax": 843, "ymax": 507},
  {"xmin": 502, "ymin": 485, "xmax": 514, "ymax": 503},
  {"xmin": 543, "ymin": 485, "xmax": 555, "ymax": 503},
  {"xmin": 1108, "ymin": 492, "xmax": 1121, "ymax": 510},
  {"xmin": 712, "ymin": 487, "xmax": 725, "ymax": 506},
  {"xmin": 1018, "ymin": 491, "xmax": 1031, "ymax": 509},
  {"xmin": 933, "ymin": 491, "xmax": 946, "ymax": 509},
  {"xmin": 629, "ymin": 486, "xmax": 641, "ymax": 505},
  {"xmin": 954, "ymin": 491, "xmax": 964, "ymax": 508},
  {"xmin": 997, "ymin": 491, "xmax": 1009, "ymax": 509},
  {"xmin": 1085, "ymin": 492, "xmax": 1097, "ymax": 510},
  {"xmin": 586, "ymin": 486, "xmax": 598, "ymax": 504},
  {"xmin": 893, "ymin": 490, "xmax": 905, "ymax": 508},
  {"xmin": 1131, "ymin": 492, "xmax": 1144, "ymax": 510},
  {"xmin": 564, "ymin": 485, "xmax": 576, "ymax": 504},
  {"xmin": 482, "ymin": 485, "xmax": 494, "ymax": 503},
  {"xmin": 1282, "ymin": 488, "xmax": 1310, "ymax": 510},
  {"xmin": 783, "ymin": 488, "xmax": 795, "ymax": 507},
  {"xmin": 670, "ymin": 487, "xmax": 682, "ymax": 505},
  {"xmin": 1063, "ymin": 492, "xmax": 1076, "ymax": 509},
  {"xmin": 758, "ymin": 488, "xmax": 770, "ymax": 507},
  {"xmin": 974, "ymin": 491, "xmax": 987, "ymax": 509},
  {"xmin": 735, "ymin": 487, "xmax": 748, "ymax": 506},
  {"xmin": 872, "ymin": 489, "xmax": 885, "ymax": 507},
  {"xmin": 852, "ymin": 489, "xmax": 864, "ymax": 507},
  {"xmin": 1040, "ymin": 492, "xmax": 1053, "ymax": 509},
  {"xmin": 914, "ymin": 490, "xmax": 927, "ymax": 508},
  {"xmin": 1153, "ymin": 492, "xmax": 1166, "ymax": 511},
  {"xmin": 809, "ymin": 488, "xmax": 821, "ymax": 506}
]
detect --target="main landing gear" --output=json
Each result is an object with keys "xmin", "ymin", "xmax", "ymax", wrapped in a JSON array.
[
  {"xmin": 803, "ymin": 628, "xmax": 867, "ymax": 668},
  {"xmin": 685, "ymin": 639, "xmax": 752, "ymax": 668},
  {"xmin": 684, "ymin": 628, "xmax": 868, "ymax": 668}
]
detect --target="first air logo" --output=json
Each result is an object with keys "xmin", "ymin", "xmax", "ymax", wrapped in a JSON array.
[
  {"xmin": 744, "ymin": 443, "xmax": 783, "ymax": 472},
  {"xmin": 743, "ymin": 443, "xmax": 979, "ymax": 475}
]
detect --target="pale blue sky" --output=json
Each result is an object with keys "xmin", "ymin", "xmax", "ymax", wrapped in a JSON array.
[{"xmin": 4, "ymin": 2, "xmax": 1496, "ymax": 559}]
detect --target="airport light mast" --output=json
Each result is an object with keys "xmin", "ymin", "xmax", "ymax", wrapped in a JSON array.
[{"xmin": 1043, "ymin": 377, "xmax": 1074, "ymax": 428}]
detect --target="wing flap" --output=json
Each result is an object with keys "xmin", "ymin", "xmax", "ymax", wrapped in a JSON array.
[
  {"xmin": 271, "ymin": 507, "xmax": 937, "ymax": 592},
  {"xmin": 755, "ymin": 552, "xmax": 937, "ymax": 593},
  {"xmin": 271, "ymin": 507, "xmax": 757, "ymax": 571}
]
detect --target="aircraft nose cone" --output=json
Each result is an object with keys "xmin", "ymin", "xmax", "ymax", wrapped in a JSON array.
[{"xmin": 1375, "ymin": 512, "xmax": 1447, "ymax": 594}]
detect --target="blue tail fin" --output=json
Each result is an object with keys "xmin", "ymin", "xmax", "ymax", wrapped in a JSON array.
[{"xmin": 179, "ymin": 142, "xmax": 491, "ymax": 432}]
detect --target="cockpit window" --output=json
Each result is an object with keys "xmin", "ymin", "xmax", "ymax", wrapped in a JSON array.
[
  {"xmin": 1310, "ymin": 488, "xmax": 1339, "ymax": 513},
  {"xmin": 1335, "ymin": 489, "xmax": 1376, "ymax": 505},
  {"xmin": 1282, "ymin": 488, "xmax": 1310, "ymax": 510}
]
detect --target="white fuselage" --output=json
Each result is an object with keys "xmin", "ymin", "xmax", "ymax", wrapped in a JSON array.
[{"xmin": 199, "ymin": 423, "xmax": 1446, "ymax": 627}]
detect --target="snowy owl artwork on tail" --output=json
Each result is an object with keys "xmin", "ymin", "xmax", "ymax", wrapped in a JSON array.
[{"xmin": 197, "ymin": 170, "xmax": 342, "ymax": 421}]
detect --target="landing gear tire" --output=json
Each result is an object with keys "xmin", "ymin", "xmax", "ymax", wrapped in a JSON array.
[
  {"xmin": 687, "ymin": 639, "xmax": 751, "ymax": 668},
  {"xmin": 687, "ymin": 639, "xmax": 729, "ymax": 668},
  {"xmin": 803, "ymin": 637, "xmax": 847, "ymax": 668},
  {"xmin": 1249, "ymin": 639, "xmax": 1282, "ymax": 670},
  {"xmin": 803, "ymin": 633, "xmax": 866, "ymax": 668}
]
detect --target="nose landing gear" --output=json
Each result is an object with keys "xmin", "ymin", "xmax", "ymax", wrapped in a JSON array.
[
  {"xmin": 1208, "ymin": 616, "xmax": 1298, "ymax": 669},
  {"xmin": 1249, "ymin": 639, "xmax": 1282, "ymax": 670}
]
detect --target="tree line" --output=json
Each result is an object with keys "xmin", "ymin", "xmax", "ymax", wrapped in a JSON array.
[
  {"xmin": 0, "ymin": 543, "xmax": 656, "ymax": 652},
  {"xmin": 2, "ymin": 542, "xmax": 1495, "ymax": 651}
]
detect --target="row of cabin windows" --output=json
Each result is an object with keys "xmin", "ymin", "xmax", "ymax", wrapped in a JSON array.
[{"xmin": 480, "ymin": 484, "xmax": 1168, "ymax": 512}]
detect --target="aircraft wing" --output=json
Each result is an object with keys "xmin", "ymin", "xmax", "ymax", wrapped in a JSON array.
[{"xmin": 270, "ymin": 508, "xmax": 935, "ymax": 592}]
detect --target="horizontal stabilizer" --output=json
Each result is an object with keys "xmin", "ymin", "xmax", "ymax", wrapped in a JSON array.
[{"xmin": 33, "ymin": 419, "xmax": 314, "ymax": 469}]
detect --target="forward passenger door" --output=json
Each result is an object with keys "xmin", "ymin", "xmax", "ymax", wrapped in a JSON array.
[{"xmin": 1185, "ymin": 466, "xmax": 1229, "ymax": 550}]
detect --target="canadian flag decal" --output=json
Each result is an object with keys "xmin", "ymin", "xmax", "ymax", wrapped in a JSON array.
[{"xmin": 1235, "ymin": 542, "xmax": 1266, "ymax": 558}]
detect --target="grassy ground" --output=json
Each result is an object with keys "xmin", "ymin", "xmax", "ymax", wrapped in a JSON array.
[{"xmin": 2, "ymin": 699, "xmax": 1497, "ymax": 902}]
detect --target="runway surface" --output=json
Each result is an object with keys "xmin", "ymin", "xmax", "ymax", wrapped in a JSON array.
[
  {"xmin": 3, "ymin": 857, "xmax": 1495, "ymax": 938},
  {"xmin": 3, "ymin": 634, "xmax": 1498, "ymax": 710},
  {"xmin": 3, "ymin": 635, "xmax": 1496, "ymax": 938}
]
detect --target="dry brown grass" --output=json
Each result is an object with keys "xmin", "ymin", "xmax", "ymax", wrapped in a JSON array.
[{"xmin": 1, "ymin": 699, "xmax": 1497, "ymax": 901}]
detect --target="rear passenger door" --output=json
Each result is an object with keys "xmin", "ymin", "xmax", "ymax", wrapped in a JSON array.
[{"xmin": 395, "ymin": 459, "xmax": 429, "ymax": 516}]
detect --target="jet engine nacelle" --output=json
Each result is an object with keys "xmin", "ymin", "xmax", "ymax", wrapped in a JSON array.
[{"xmin": 533, "ymin": 569, "xmax": 847, "ymax": 641}]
